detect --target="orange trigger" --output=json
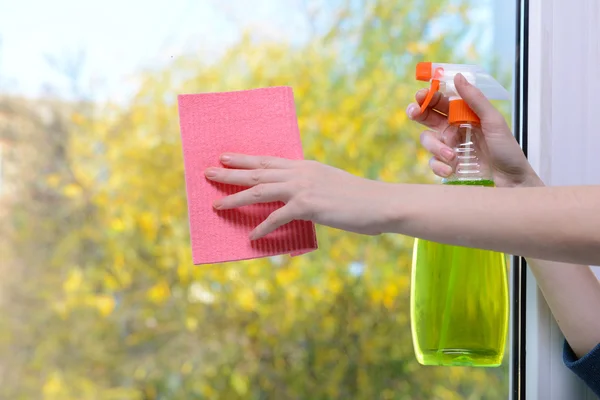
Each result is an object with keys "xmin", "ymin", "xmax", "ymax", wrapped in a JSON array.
[{"xmin": 420, "ymin": 79, "xmax": 440, "ymax": 114}]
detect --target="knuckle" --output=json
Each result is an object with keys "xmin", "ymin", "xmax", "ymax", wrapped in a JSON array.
[
  {"xmin": 303, "ymin": 161, "xmax": 326, "ymax": 181},
  {"xmin": 296, "ymin": 191, "xmax": 311, "ymax": 205},
  {"xmin": 250, "ymin": 170, "xmax": 262, "ymax": 184},
  {"xmin": 296, "ymin": 178, "xmax": 314, "ymax": 192},
  {"xmin": 303, "ymin": 160, "xmax": 322, "ymax": 174},
  {"xmin": 294, "ymin": 192, "xmax": 314, "ymax": 215},
  {"xmin": 259, "ymin": 157, "xmax": 272, "ymax": 169},
  {"xmin": 252, "ymin": 184, "xmax": 264, "ymax": 199},
  {"xmin": 420, "ymin": 131, "xmax": 438, "ymax": 150}
]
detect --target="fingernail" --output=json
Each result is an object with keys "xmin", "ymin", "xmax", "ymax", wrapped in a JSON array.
[
  {"xmin": 220, "ymin": 154, "xmax": 231, "ymax": 163},
  {"xmin": 441, "ymin": 165, "xmax": 453, "ymax": 177},
  {"xmin": 205, "ymin": 168, "xmax": 219, "ymax": 178},
  {"xmin": 406, "ymin": 103, "xmax": 420, "ymax": 119},
  {"xmin": 249, "ymin": 230, "xmax": 258, "ymax": 240},
  {"xmin": 213, "ymin": 199, "xmax": 223, "ymax": 209},
  {"xmin": 205, "ymin": 168, "xmax": 218, "ymax": 178},
  {"xmin": 441, "ymin": 148, "xmax": 455, "ymax": 162},
  {"xmin": 456, "ymin": 73, "xmax": 467, "ymax": 85}
]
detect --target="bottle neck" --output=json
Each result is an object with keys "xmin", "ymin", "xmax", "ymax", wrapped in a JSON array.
[
  {"xmin": 448, "ymin": 99, "xmax": 480, "ymax": 125},
  {"xmin": 441, "ymin": 122, "xmax": 494, "ymax": 186}
]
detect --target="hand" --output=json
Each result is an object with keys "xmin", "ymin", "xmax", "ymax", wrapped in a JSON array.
[
  {"xmin": 406, "ymin": 74, "xmax": 543, "ymax": 188},
  {"xmin": 204, "ymin": 154, "xmax": 392, "ymax": 239}
]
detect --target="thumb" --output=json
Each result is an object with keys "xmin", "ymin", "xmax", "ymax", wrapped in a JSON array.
[{"xmin": 454, "ymin": 73, "xmax": 504, "ymax": 125}]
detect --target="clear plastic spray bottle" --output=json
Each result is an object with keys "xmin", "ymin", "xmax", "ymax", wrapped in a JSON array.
[{"xmin": 410, "ymin": 62, "xmax": 510, "ymax": 367}]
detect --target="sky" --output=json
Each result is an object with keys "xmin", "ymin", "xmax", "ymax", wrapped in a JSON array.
[
  {"xmin": 0, "ymin": 0, "xmax": 513, "ymax": 103},
  {"xmin": 0, "ymin": 0, "xmax": 314, "ymax": 101}
]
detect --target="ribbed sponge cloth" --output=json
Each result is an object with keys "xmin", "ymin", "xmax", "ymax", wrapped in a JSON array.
[{"xmin": 177, "ymin": 86, "xmax": 318, "ymax": 265}]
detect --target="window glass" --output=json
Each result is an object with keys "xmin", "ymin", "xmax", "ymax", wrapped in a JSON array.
[{"xmin": 0, "ymin": 0, "xmax": 516, "ymax": 398}]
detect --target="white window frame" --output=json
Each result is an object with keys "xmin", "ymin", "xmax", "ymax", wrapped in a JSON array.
[{"xmin": 525, "ymin": 0, "xmax": 600, "ymax": 398}]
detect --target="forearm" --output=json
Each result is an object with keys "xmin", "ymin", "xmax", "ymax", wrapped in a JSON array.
[
  {"xmin": 382, "ymin": 184, "xmax": 600, "ymax": 265},
  {"xmin": 523, "ymin": 180, "xmax": 600, "ymax": 357},
  {"xmin": 527, "ymin": 259, "xmax": 600, "ymax": 357},
  {"xmin": 522, "ymin": 180, "xmax": 600, "ymax": 357}
]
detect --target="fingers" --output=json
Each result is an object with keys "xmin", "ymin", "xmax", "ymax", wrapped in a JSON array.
[
  {"xmin": 249, "ymin": 206, "xmax": 295, "ymax": 240},
  {"xmin": 415, "ymin": 88, "xmax": 449, "ymax": 114},
  {"xmin": 420, "ymin": 130, "xmax": 456, "ymax": 178},
  {"xmin": 205, "ymin": 167, "xmax": 289, "ymax": 186},
  {"xmin": 407, "ymin": 104, "xmax": 447, "ymax": 132},
  {"xmin": 406, "ymin": 88, "xmax": 450, "ymax": 131},
  {"xmin": 454, "ymin": 74, "xmax": 505, "ymax": 126},
  {"xmin": 219, "ymin": 153, "xmax": 297, "ymax": 169},
  {"xmin": 213, "ymin": 183, "xmax": 291, "ymax": 210},
  {"xmin": 429, "ymin": 157, "xmax": 453, "ymax": 178},
  {"xmin": 420, "ymin": 130, "xmax": 456, "ymax": 163}
]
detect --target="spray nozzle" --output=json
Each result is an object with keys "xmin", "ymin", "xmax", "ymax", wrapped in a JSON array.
[
  {"xmin": 415, "ymin": 62, "xmax": 510, "ymax": 123},
  {"xmin": 417, "ymin": 63, "xmax": 445, "ymax": 113}
]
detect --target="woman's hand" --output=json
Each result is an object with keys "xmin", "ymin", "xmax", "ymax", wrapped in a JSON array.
[
  {"xmin": 204, "ymin": 154, "xmax": 392, "ymax": 239},
  {"xmin": 406, "ymin": 74, "xmax": 543, "ymax": 188}
]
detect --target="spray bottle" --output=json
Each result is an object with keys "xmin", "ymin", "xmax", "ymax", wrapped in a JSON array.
[{"xmin": 410, "ymin": 62, "xmax": 510, "ymax": 367}]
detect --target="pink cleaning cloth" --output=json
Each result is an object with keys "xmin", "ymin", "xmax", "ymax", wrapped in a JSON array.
[{"xmin": 178, "ymin": 86, "xmax": 318, "ymax": 265}]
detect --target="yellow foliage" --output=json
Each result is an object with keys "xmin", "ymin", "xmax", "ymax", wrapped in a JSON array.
[
  {"xmin": 326, "ymin": 274, "xmax": 344, "ymax": 295},
  {"xmin": 177, "ymin": 263, "xmax": 191, "ymax": 284},
  {"xmin": 407, "ymin": 41, "xmax": 430, "ymax": 55},
  {"xmin": 181, "ymin": 361, "xmax": 193, "ymax": 375},
  {"xmin": 146, "ymin": 280, "xmax": 171, "ymax": 304},
  {"xmin": 94, "ymin": 295, "xmax": 115, "ymax": 317},
  {"xmin": 110, "ymin": 218, "xmax": 125, "ymax": 232},
  {"xmin": 52, "ymin": 300, "xmax": 69, "ymax": 319},
  {"xmin": 236, "ymin": 287, "xmax": 257, "ymax": 311},
  {"xmin": 382, "ymin": 281, "xmax": 399, "ymax": 309},
  {"xmin": 137, "ymin": 212, "xmax": 156, "ymax": 241},
  {"xmin": 134, "ymin": 367, "xmax": 146, "ymax": 380},
  {"xmin": 275, "ymin": 266, "xmax": 299, "ymax": 286},
  {"xmin": 46, "ymin": 174, "xmax": 61, "ymax": 188},
  {"xmin": 62, "ymin": 183, "xmax": 82, "ymax": 198},
  {"xmin": 63, "ymin": 269, "xmax": 83, "ymax": 294},
  {"xmin": 103, "ymin": 274, "xmax": 119, "ymax": 290},
  {"xmin": 185, "ymin": 316, "xmax": 198, "ymax": 331},
  {"xmin": 230, "ymin": 372, "xmax": 249, "ymax": 396},
  {"xmin": 42, "ymin": 372, "xmax": 63, "ymax": 398},
  {"xmin": 70, "ymin": 112, "xmax": 84, "ymax": 125}
]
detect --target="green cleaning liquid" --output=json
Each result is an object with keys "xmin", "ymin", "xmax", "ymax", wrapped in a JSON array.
[{"xmin": 410, "ymin": 179, "xmax": 509, "ymax": 367}]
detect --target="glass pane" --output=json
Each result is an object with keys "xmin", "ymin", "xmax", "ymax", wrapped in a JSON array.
[{"xmin": 0, "ymin": 0, "xmax": 516, "ymax": 398}]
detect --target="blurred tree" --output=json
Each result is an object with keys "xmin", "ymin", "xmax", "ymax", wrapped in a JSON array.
[{"xmin": 0, "ymin": 0, "xmax": 510, "ymax": 399}]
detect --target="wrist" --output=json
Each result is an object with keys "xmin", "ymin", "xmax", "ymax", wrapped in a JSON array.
[
  {"xmin": 377, "ymin": 182, "xmax": 415, "ymax": 235},
  {"xmin": 498, "ymin": 168, "xmax": 545, "ymax": 188},
  {"xmin": 518, "ymin": 171, "xmax": 546, "ymax": 188}
]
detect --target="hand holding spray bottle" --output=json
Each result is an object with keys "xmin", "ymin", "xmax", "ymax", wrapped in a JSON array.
[{"xmin": 410, "ymin": 62, "xmax": 511, "ymax": 367}]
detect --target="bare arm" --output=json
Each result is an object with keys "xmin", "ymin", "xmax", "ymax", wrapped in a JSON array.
[
  {"xmin": 515, "ymin": 180, "xmax": 600, "ymax": 358},
  {"xmin": 207, "ymin": 156, "xmax": 600, "ymax": 265},
  {"xmin": 528, "ymin": 259, "xmax": 600, "ymax": 357},
  {"xmin": 383, "ymin": 184, "xmax": 600, "ymax": 265}
]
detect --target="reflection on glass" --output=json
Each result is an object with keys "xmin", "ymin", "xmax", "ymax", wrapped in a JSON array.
[{"xmin": 0, "ymin": 0, "xmax": 515, "ymax": 398}]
